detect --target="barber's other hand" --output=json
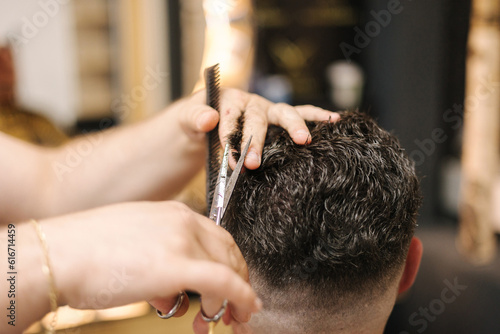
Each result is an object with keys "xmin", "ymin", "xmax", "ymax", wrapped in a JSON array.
[
  {"xmin": 175, "ymin": 88, "xmax": 340, "ymax": 169},
  {"xmin": 38, "ymin": 201, "xmax": 261, "ymax": 324}
]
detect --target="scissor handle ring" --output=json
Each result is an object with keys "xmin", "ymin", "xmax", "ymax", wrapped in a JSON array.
[
  {"xmin": 156, "ymin": 291, "xmax": 185, "ymax": 319},
  {"xmin": 200, "ymin": 299, "xmax": 228, "ymax": 322}
]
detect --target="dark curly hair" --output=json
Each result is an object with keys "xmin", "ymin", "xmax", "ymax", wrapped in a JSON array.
[{"xmin": 224, "ymin": 111, "xmax": 421, "ymax": 311}]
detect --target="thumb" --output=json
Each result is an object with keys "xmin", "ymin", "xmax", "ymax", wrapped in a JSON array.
[{"xmin": 179, "ymin": 104, "xmax": 219, "ymax": 137}]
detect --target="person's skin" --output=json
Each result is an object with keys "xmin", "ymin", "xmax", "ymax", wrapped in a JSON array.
[
  {"xmin": 0, "ymin": 88, "xmax": 338, "ymax": 224},
  {"xmin": 0, "ymin": 88, "xmax": 339, "ymax": 333},
  {"xmin": 229, "ymin": 237, "xmax": 423, "ymax": 334},
  {"xmin": 0, "ymin": 201, "xmax": 261, "ymax": 334}
]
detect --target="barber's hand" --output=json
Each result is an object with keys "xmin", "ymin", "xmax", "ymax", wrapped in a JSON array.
[
  {"xmin": 175, "ymin": 88, "xmax": 340, "ymax": 169},
  {"xmin": 38, "ymin": 201, "xmax": 261, "ymax": 324}
]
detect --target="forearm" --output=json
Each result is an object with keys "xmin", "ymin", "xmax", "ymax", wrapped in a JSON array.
[
  {"xmin": 44, "ymin": 107, "xmax": 205, "ymax": 217},
  {"xmin": 0, "ymin": 132, "xmax": 55, "ymax": 225},
  {"xmin": 1, "ymin": 104, "xmax": 205, "ymax": 223}
]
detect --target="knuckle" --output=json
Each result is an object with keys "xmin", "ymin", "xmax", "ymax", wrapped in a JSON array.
[
  {"xmin": 226, "ymin": 237, "xmax": 239, "ymax": 254},
  {"xmin": 169, "ymin": 201, "xmax": 190, "ymax": 215},
  {"xmin": 217, "ymin": 228, "xmax": 238, "ymax": 250},
  {"xmin": 170, "ymin": 202, "xmax": 196, "ymax": 225},
  {"xmin": 223, "ymin": 237, "xmax": 247, "ymax": 276},
  {"xmin": 245, "ymin": 106, "xmax": 267, "ymax": 123},
  {"xmin": 235, "ymin": 89, "xmax": 247, "ymax": 102},
  {"xmin": 227, "ymin": 243, "xmax": 239, "ymax": 261},
  {"xmin": 219, "ymin": 226, "xmax": 234, "ymax": 240},
  {"xmin": 226, "ymin": 88, "xmax": 245, "ymax": 102},
  {"xmin": 233, "ymin": 254, "xmax": 248, "ymax": 279},
  {"xmin": 274, "ymin": 102, "xmax": 289, "ymax": 111},
  {"xmin": 270, "ymin": 103, "xmax": 298, "ymax": 122},
  {"xmin": 268, "ymin": 104, "xmax": 282, "ymax": 117},
  {"xmin": 217, "ymin": 266, "xmax": 234, "ymax": 286}
]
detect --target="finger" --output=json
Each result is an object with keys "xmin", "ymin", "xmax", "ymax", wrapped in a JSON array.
[
  {"xmin": 175, "ymin": 292, "xmax": 190, "ymax": 317},
  {"xmin": 193, "ymin": 305, "xmax": 243, "ymax": 334},
  {"xmin": 223, "ymin": 306, "xmax": 232, "ymax": 325},
  {"xmin": 202, "ymin": 297, "xmax": 250, "ymax": 324},
  {"xmin": 193, "ymin": 311, "xmax": 209, "ymax": 334},
  {"xmin": 182, "ymin": 260, "xmax": 262, "ymax": 320},
  {"xmin": 149, "ymin": 291, "xmax": 190, "ymax": 318},
  {"xmin": 193, "ymin": 303, "xmax": 240, "ymax": 334},
  {"xmin": 266, "ymin": 103, "xmax": 311, "ymax": 145},
  {"xmin": 193, "ymin": 216, "xmax": 249, "ymax": 281},
  {"xmin": 218, "ymin": 88, "xmax": 248, "ymax": 144},
  {"xmin": 218, "ymin": 89, "xmax": 268, "ymax": 169},
  {"xmin": 218, "ymin": 106, "xmax": 243, "ymax": 146},
  {"xmin": 226, "ymin": 300, "xmax": 250, "ymax": 323},
  {"xmin": 231, "ymin": 321, "xmax": 253, "ymax": 334},
  {"xmin": 218, "ymin": 108, "xmax": 242, "ymax": 169},
  {"xmin": 239, "ymin": 97, "xmax": 270, "ymax": 169},
  {"xmin": 218, "ymin": 90, "xmax": 248, "ymax": 168},
  {"xmin": 294, "ymin": 105, "xmax": 341, "ymax": 122},
  {"xmin": 179, "ymin": 103, "xmax": 220, "ymax": 137},
  {"xmin": 200, "ymin": 296, "xmax": 226, "ymax": 321},
  {"xmin": 216, "ymin": 307, "xmax": 255, "ymax": 334}
]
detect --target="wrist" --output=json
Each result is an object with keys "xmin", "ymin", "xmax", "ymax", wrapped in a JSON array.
[
  {"xmin": 33, "ymin": 218, "xmax": 83, "ymax": 308},
  {"xmin": 16, "ymin": 221, "xmax": 58, "ymax": 329}
]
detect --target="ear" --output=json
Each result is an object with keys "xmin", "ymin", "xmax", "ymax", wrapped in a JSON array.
[{"xmin": 398, "ymin": 236, "xmax": 423, "ymax": 295}]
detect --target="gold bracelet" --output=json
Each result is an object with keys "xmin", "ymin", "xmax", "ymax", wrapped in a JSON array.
[{"xmin": 31, "ymin": 219, "xmax": 58, "ymax": 334}]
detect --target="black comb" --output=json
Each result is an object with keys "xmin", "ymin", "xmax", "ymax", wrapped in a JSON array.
[{"xmin": 205, "ymin": 64, "xmax": 221, "ymax": 215}]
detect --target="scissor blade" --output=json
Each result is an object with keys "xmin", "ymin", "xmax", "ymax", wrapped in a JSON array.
[
  {"xmin": 221, "ymin": 136, "xmax": 253, "ymax": 219},
  {"xmin": 208, "ymin": 143, "xmax": 230, "ymax": 223}
]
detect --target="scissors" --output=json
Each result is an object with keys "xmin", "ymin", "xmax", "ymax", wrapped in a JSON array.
[
  {"xmin": 208, "ymin": 136, "xmax": 253, "ymax": 226},
  {"xmin": 158, "ymin": 137, "xmax": 253, "ymax": 322},
  {"xmin": 157, "ymin": 138, "xmax": 252, "ymax": 322},
  {"xmin": 198, "ymin": 136, "xmax": 253, "ymax": 324}
]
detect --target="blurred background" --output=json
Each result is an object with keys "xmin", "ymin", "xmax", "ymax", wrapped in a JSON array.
[{"xmin": 1, "ymin": 0, "xmax": 499, "ymax": 333}]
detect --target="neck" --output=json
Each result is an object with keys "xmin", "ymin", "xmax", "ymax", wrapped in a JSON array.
[{"xmin": 231, "ymin": 316, "xmax": 388, "ymax": 334}]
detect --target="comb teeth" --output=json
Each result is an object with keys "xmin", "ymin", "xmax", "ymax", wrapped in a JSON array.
[
  {"xmin": 205, "ymin": 64, "xmax": 222, "ymax": 215},
  {"xmin": 205, "ymin": 64, "xmax": 221, "ymax": 111}
]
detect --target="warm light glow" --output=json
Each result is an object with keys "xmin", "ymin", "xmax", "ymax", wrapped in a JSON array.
[
  {"xmin": 95, "ymin": 302, "xmax": 151, "ymax": 321},
  {"xmin": 24, "ymin": 302, "xmax": 150, "ymax": 332},
  {"xmin": 194, "ymin": 0, "xmax": 254, "ymax": 91}
]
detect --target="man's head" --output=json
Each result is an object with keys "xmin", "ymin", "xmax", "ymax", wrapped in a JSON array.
[{"xmin": 224, "ymin": 111, "xmax": 422, "ymax": 334}]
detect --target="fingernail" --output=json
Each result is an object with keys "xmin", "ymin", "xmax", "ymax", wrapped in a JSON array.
[
  {"xmin": 329, "ymin": 113, "xmax": 340, "ymax": 122},
  {"xmin": 295, "ymin": 129, "xmax": 310, "ymax": 144},
  {"xmin": 246, "ymin": 150, "xmax": 260, "ymax": 165}
]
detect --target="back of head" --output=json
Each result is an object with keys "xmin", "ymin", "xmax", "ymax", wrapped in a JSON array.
[{"xmin": 224, "ymin": 111, "xmax": 421, "ymax": 334}]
